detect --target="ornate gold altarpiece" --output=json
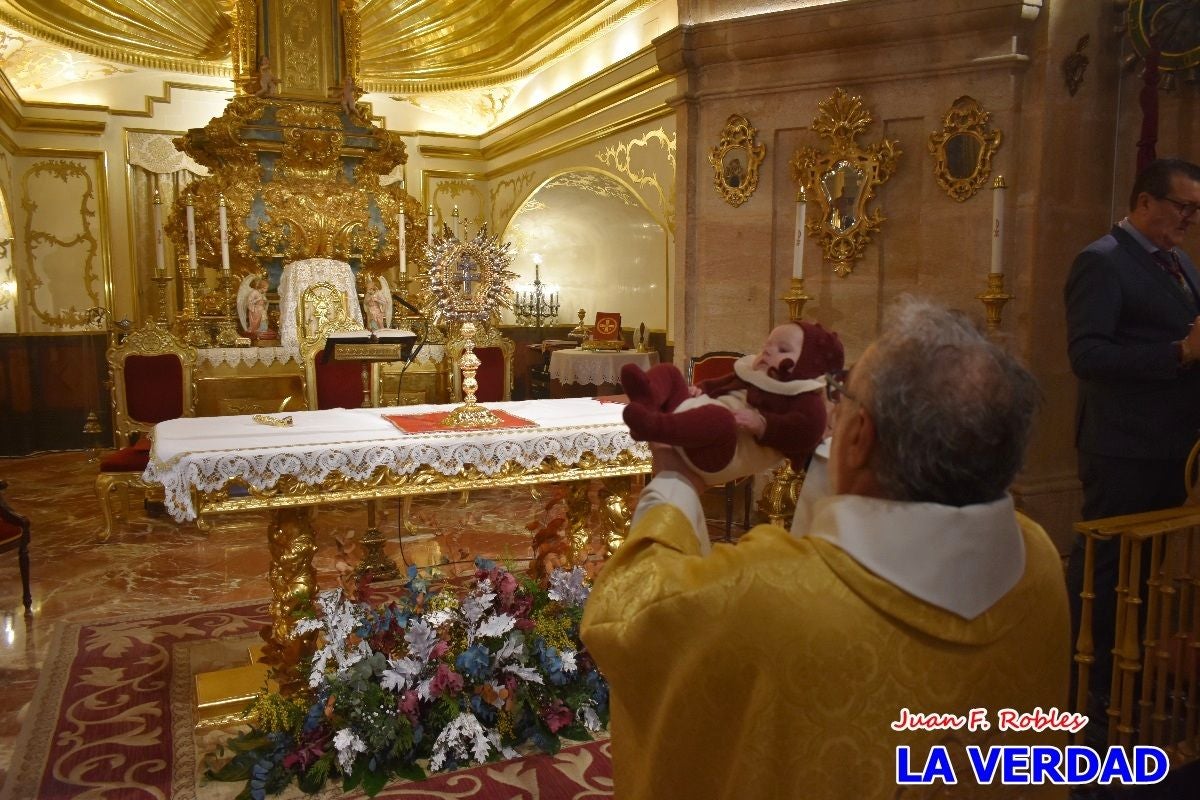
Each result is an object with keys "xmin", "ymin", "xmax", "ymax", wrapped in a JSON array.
[
  {"xmin": 144, "ymin": 398, "xmax": 649, "ymax": 696},
  {"xmin": 164, "ymin": 0, "xmax": 427, "ymax": 351}
]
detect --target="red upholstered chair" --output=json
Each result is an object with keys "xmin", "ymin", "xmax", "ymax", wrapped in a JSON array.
[
  {"xmin": 0, "ymin": 479, "xmax": 32, "ymax": 612},
  {"xmin": 448, "ymin": 324, "xmax": 515, "ymax": 402},
  {"xmin": 687, "ymin": 351, "xmax": 754, "ymax": 541},
  {"xmin": 95, "ymin": 321, "xmax": 197, "ymax": 540},
  {"xmin": 298, "ymin": 281, "xmax": 382, "ymax": 410}
]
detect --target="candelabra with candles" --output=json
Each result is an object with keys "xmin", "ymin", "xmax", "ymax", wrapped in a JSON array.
[{"xmin": 512, "ymin": 260, "xmax": 560, "ymax": 327}]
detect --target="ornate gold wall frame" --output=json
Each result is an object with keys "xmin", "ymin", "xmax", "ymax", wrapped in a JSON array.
[
  {"xmin": 598, "ymin": 127, "xmax": 677, "ymax": 231},
  {"xmin": 927, "ymin": 96, "xmax": 1002, "ymax": 203},
  {"xmin": 789, "ymin": 89, "xmax": 900, "ymax": 277},
  {"xmin": 707, "ymin": 114, "xmax": 765, "ymax": 208}
]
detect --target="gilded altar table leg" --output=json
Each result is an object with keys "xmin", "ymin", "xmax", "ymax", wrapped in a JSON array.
[
  {"xmin": 355, "ymin": 500, "xmax": 400, "ymax": 581},
  {"xmin": 565, "ymin": 481, "xmax": 592, "ymax": 563},
  {"xmin": 261, "ymin": 506, "xmax": 318, "ymax": 698},
  {"xmin": 598, "ymin": 477, "xmax": 636, "ymax": 556}
]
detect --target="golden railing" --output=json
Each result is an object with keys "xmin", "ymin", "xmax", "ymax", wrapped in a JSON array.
[{"xmin": 1073, "ymin": 505, "xmax": 1200, "ymax": 766}]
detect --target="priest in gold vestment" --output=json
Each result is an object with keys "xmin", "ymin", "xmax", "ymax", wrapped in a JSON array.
[{"xmin": 583, "ymin": 299, "xmax": 1071, "ymax": 799}]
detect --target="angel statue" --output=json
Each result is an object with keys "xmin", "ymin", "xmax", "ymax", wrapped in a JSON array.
[
  {"xmin": 237, "ymin": 274, "xmax": 271, "ymax": 337},
  {"xmin": 255, "ymin": 54, "xmax": 280, "ymax": 97},
  {"xmin": 363, "ymin": 274, "xmax": 392, "ymax": 331}
]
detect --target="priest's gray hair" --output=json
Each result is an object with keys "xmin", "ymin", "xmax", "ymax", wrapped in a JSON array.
[{"xmin": 862, "ymin": 296, "xmax": 1040, "ymax": 506}]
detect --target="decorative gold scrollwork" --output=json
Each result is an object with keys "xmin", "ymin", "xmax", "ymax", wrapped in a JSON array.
[
  {"xmin": 789, "ymin": 89, "xmax": 901, "ymax": 277},
  {"xmin": 927, "ymin": 96, "xmax": 1002, "ymax": 203},
  {"xmin": 707, "ymin": 114, "xmax": 765, "ymax": 208}
]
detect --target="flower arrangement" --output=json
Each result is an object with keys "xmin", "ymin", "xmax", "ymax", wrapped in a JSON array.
[{"xmin": 208, "ymin": 559, "xmax": 607, "ymax": 799}]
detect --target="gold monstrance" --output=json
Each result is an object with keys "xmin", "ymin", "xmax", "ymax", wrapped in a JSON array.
[{"xmin": 423, "ymin": 226, "xmax": 518, "ymax": 427}]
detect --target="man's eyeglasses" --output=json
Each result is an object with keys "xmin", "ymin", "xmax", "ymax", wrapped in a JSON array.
[
  {"xmin": 1160, "ymin": 196, "xmax": 1200, "ymax": 219},
  {"xmin": 825, "ymin": 369, "xmax": 856, "ymax": 405}
]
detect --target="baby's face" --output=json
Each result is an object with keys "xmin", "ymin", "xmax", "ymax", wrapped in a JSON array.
[{"xmin": 751, "ymin": 324, "xmax": 805, "ymax": 376}]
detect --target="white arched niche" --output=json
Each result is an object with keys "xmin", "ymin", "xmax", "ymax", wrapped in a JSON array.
[{"xmin": 500, "ymin": 169, "xmax": 668, "ymax": 332}]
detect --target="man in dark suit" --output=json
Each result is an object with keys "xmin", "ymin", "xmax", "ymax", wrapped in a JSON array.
[{"xmin": 1064, "ymin": 157, "xmax": 1200, "ymax": 711}]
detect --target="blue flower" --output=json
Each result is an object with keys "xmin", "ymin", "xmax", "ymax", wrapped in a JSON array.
[{"xmin": 455, "ymin": 643, "xmax": 491, "ymax": 679}]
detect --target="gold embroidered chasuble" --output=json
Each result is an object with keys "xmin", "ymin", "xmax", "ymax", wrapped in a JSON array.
[{"xmin": 581, "ymin": 504, "xmax": 1070, "ymax": 799}]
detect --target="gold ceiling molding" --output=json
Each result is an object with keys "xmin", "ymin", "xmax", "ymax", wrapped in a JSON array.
[{"xmin": 0, "ymin": 0, "xmax": 657, "ymax": 95}]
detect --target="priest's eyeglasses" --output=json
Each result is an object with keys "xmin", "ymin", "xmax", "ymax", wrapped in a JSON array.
[
  {"xmin": 1161, "ymin": 196, "xmax": 1200, "ymax": 219},
  {"xmin": 825, "ymin": 369, "xmax": 856, "ymax": 405}
]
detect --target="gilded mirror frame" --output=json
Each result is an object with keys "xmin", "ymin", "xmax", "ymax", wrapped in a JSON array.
[
  {"xmin": 789, "ymin": 89, "xmax": 901, "ymax": 277},
  {"xmin": 707, "ymin": 114, "xmax": 766, "ymax": 208},
  {"xmin": 927, "ymin": 96, "xmax": 1002, "ymax": 203}
]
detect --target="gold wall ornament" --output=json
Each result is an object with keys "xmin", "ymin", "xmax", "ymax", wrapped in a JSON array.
[
  {"xmin": 927, "ymin": 96, "xmax": 1002, "ymax": 203},
  {"xmin": 707, "ymin": 114, "xmax": 765, "ymax": 208},
  {"xmin": 597, "ymin": 127, "xmax": 677, "ymax": 231},
  {"xmin": 789, "ymin": 89, "xmax": 901, "ymax": 277}
]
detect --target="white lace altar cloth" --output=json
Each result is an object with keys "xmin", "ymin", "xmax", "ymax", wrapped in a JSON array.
[
  {"xmin": 144, "ymin": 397, "xmax": 648, "ymax": 521},
  {"xmin": 549, "ymin": 349, "xmax": 659, "ymax": 386},
  {"xmin": 197, "ymin": 346, "xmax": 301, "ymax": 367},
  {"xmin": 277, "ymin": 258, "xmax": 364, "ymax": 350}
]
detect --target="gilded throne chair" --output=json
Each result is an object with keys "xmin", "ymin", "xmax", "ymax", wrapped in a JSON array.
[
  {"xmin": 95, "ymin": 322, "xmax": 198, "ymax": 540},
  {"xmin": 297, "ymin": 281, "xmax": 383, "ymax": 410}
]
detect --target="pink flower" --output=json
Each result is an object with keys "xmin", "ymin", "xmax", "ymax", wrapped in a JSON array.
[
  {"xmin": 495, "ymin": 570, "xmax": 518, "ymax": 596},
  {"xmin": 429, "ymin": 640, "xmax": 449, "ymax": 661},
  {"xmin": 429, "ymin": 663, "xmax": 463, "ymax": 698},
  {"xmin": 399, "ymin": 689, "xmax": 420, "ymax": 722},
  {"xmin": 541, "ymin": 699, "xmax": 573, "ymax": 733}
]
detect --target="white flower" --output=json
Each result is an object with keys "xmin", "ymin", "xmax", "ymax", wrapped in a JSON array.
[
  {"xmin": 547, "ymin": 567, "xmax": 589, "ymax": 607},
  {"xmin": 405, "ymin": 620, "xmax": 439, "ymax": 662},
  {"xmin": 424, "ymin": 608, "xmax": 456, "ymax": 629},
  {"xmin": 461, "ymin": 591, "xmax": 495, "ymax": 627},
  {"xmin": 503, "ymin": 664, "xmax": 544, "ymax": 684},
  {"xmin": 333, "ymin": 727, "xmax": 366, "ymax": 773},
  {"xmin": 579, "ymin": 705, "xmax": 601, "ymax": 732},
  {"xmin": 559, "ymin": 649, "xmax": 578, "ymax": 674},
  {"xmin": 381, "ymin": 656, "xmax": 422, "ymax": 692},
  {"xmin": 474, "ymin": 612, "xmax": 515, "ymax": 641},
  {"xmin": 494, "ymin": 630, "xmax": 523, "ymax": 663},
  {"xmin": 428, "ymin": 712, "xmax": 499, "ymax": 771}
]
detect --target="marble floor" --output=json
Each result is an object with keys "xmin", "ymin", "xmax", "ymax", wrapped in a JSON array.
[{"xmin": 0, "ymin": 449, "xmax": 742, "ymax": 790}]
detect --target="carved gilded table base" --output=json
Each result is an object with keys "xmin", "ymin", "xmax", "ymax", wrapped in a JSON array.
[{"xmin": 194, "ymin": 456, "xmax": 649, "ymax": 701}]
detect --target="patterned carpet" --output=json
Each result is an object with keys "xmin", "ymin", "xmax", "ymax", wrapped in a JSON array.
[
  {"xmin": 0, "ymin": 598, "xmax": 612, "ymax": 800},
  {"xmin": 0, "ymin": 449, "xmax": 632, "ymax": 794}
]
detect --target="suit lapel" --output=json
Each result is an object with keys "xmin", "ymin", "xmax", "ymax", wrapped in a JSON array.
[{"xmin": 1110, "ymin": 225, "xmax": 1199, "ymax": 314}]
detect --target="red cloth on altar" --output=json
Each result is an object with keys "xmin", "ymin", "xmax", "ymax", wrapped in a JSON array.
[{"xmin": 383, "ymin": 409, "xmax": 537, "ymax": 433}]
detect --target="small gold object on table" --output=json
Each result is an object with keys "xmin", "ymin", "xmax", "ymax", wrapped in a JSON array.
[
  {"xmin": 82, "ymin": 411, "xmax": 104, "ymax": 463},
  {"xmin": 567, "ymin": 308, "xmax": 590, "ymax": 342},
  {"xmin": 252, "ymin": 413, "xmax": 293, "ymax": 427},
  {"xmin": 440, "ymin": 321, "xmax": 503, "ymax": 428},
  {"xmin": 421, "ymin": 224, "xmax": 518, "ymax": 429}
]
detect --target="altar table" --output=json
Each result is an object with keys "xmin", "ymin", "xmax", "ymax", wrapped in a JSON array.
[
  {"xmin": 548, "ymin": 348, "xmax": 658, "ymax": 397},
  {"xmin": 143, "ymin": 397, "xmax": 649, "ymax": 694}
]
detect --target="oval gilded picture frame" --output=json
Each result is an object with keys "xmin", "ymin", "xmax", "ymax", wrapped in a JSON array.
[
  {"xmin": 927, "ymin": 96, "xmax": 1002, "ymax": 203},
  {"xmin": 707, "ymin": 113, "xmax": 765, "ymax": 208}
]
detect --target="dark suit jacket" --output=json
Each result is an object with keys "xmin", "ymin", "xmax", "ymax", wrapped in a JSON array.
[{"xmin": 1065, "ymin": 224, "xmax": 1200, "ymax": 460}]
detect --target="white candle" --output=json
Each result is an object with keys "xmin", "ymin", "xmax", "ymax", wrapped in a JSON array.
[
  {"xmin": 792, "ymin": 187, "xmax": 807, "ymax": 280},
  {"xmin": 218, "ymin": 194, "xmax": 230, "ymax": 273},
  {"xmin": 990, "ymin": 176, "xmax": 1006, "ymax": 275},
  {"xmin": 398, "ymin": 208, "xmax": 406, "ymax": 274},
  {"xmin": 185, "ymin": 203, "xmax": 197, "ymax": 272},
  {"xmin": 453, "ymin": 205, "xmax": 460, "ymax": 239},
  {"xmin": 152, "ymin": 189, "xmax": 165, "ymax": 276},
  {"xmin": 427, "ymin": 205, "xmax": 434, "ymax": 245}
]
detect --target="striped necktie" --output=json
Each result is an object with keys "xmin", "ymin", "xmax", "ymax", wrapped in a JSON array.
[{"xmin": 1154, "ymin": 250, "xmax": 1195, "ymax": 304}]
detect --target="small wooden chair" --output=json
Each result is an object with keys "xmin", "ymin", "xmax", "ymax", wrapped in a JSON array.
[
  {"xmin": 0, "ymin": 479, "xmax": 32, "ymax": 612},
  {"xmin": 687, "ymin": 351, "xmax": 754, "ymax": 540}
]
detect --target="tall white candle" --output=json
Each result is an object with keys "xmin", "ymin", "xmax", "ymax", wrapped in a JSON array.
[
  {"xmin": 185, "ymin": 202, "xmax": 197, "ymax": 272},
  {"xmin": 152, "ymin": 189, "xmax": 165, "ymax": 276},
  {"xmin": 218, "ymin": 194, "xmax": 230, "ymax": 273},
  {"xmin": 398, "ymin": 208, "xmax": 407, "ymax": 274},
  {"xmin": 990, "ymin": 176, "xmax": 1006, "ymax": 275},
  {"xmin": 792, "ymin": 187, "xmax": 807, "ymax": 280},
  {"xmin": 427, "ymin": 205, "xmax": 434, "ymax": 245}
]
